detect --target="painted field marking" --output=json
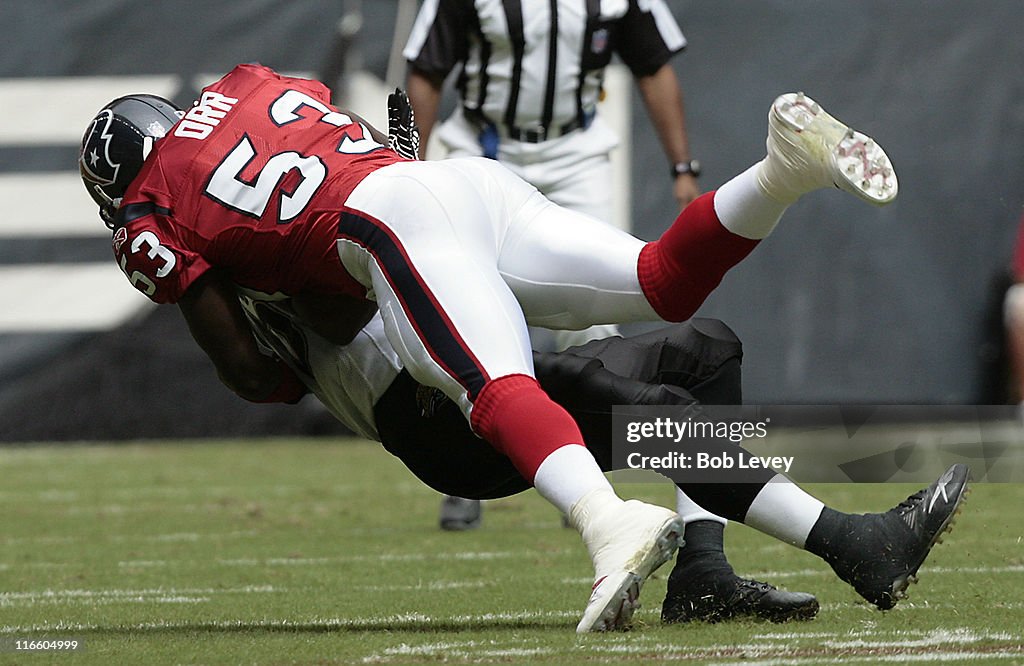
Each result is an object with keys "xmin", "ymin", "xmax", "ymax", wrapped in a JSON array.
[
  {"xmin": 3, "ymin": 529, "xmax": 258, "ymax": 549},
  {"xmin": 2, "ymin": 613, "xmax": 1021, "ymax": 665},
  {"xmin": 371, "ymin": 644, "xmax": 552, "ymax": 661},
  {"xmin": 358, "ymin": 625, "xmax": 1024, "ymax": 664},
  {"xmin": 0, "ymin": 585, "xmax": 277, "ymax": 608},
  {"xmin": 0, "ymin": 482, "xmax": 349, "ymax": 503},
  {"xmin": 0, "ymin": 609, "xmax": 580, "ymax": 634},
  {"xmin": 712, "ymin": 655, "xmax": 1024, "ymax": 666},
  {"xmin": 748, "ymin": 565, "xmax": 1024, "ymax": 580},
  {"xmin": 3, "ymin": 549, "xmax": 548, "ymax": 572},
  {"xmin": 354, "ymin": 580, "xmax": 492, "ymax": 592},
  {"xmin": 824, "ymin": 627, "xmax": 1021, "ymax": 648}
]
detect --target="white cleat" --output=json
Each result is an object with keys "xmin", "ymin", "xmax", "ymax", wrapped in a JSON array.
[
  {"xmin": 570, "ymin": 491, "xmax": 684, "ymax": 633},
  {"xmin": 577, "ymin": 571, "xmax": 643, "ymax": 634},
  {"xmin": 757, "ymin": 91, "xmax": 898, "ymax": 206}
]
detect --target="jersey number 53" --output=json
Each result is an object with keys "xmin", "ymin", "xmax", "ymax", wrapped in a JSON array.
[{"xmin": 205, "ymin": 89, "xmax": 381, "ymax": 224}]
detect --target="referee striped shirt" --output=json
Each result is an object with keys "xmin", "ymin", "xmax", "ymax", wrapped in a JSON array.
[{"xmin": 404, "ymin": 0, "xmax": 686, "ymax": 141}]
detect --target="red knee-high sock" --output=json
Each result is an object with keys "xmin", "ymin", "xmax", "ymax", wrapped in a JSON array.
[
  {"xmin": 470, "ymin": 374, "xmax": 585, "ymax": 483},
  {"xmin": 638, "ymin": 191, "xmax": 761, "ymax": 322}
]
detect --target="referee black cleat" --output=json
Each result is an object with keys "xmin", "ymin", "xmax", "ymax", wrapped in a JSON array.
[
  {"xmin": 662, "ymin": 574, "xmax": 819, "ymax": 624},
  {"xmin": 821, "ymin": 464, "xmax": 971, "ymax": 610}
]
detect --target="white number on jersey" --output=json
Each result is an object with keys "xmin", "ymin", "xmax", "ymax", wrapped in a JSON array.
[{"xmin": 204, "ymin": 89, "xmax": 382, "ymax": 221}]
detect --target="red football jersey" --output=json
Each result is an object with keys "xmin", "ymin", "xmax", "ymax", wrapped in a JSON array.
[{"xmin": 113, "ymin": 63, "xmax": 406, "ymax": 304}]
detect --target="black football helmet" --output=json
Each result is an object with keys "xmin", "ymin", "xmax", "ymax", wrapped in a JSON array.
[{"xmin": 79, "ymin": 94, "xmax": 183, "ymax": 228}]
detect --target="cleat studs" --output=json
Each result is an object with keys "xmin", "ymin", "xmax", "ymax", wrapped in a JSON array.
[
  {"xmin": 861, "ymin": 180, "xmax": 871, "ymax": 190},
  {"xmin": 847, "ymin": 164, "xmax": 857, "ymax": 174},
  {"xmin": 844, "ymin": 128, "xmax": 855, "ymax": 139}
]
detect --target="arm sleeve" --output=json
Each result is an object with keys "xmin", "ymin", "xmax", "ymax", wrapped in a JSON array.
[
  {"xmin": 615, "ymin": 0, "xmax": 687, "ymax": 77},
  {"xmin": 402, "ymin": 0, "xmax": 474, "ymax": 77}
]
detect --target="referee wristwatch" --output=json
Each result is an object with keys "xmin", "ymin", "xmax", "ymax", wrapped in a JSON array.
[{"xmin": 671, "ymin": 159, "xmax": 701, "ymax": 179}]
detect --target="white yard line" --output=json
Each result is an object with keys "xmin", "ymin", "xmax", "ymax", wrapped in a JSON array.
[
  {"xmin": 6, "ymin": 549, "xmax": 546, "ymax": 571},
  {"xmin": 712, "ymin": 655, "xmax": 1024, "ymax": 666},
  {"xmin": 0, "ymin": 609, "xmax": 579, "ymax": 634},
  {"xmin": 2, "ymin": 529, "xmax": 258, "ymax": 548},
  {"xmin": 357, "ymin": 626, "xmax": 1024, "ymax": 664},
  {"xmin": 824, "ymin": 628, "xmax": 1021, "ymax": 648},
  {"xmin": 354, "ymin": 581, "xmax": 492, "ymax": 592},
  {"xmin": 216, "ymin": 550, "xmax": 535, "ymax": 567},
  {"xmin": 0, "ymin": 585, "xmax": 278, "ymax": 608},
  {"xmin": 2, "ymin": 612, "xmax": 1020, "ymax": 665},
  {"xmin": 0, "ymin": 483, "xmax": 350, "ymax": 503},
  {"xmin": 749, "ymin": 565, "xmax": 1024, "ymax": 579}
]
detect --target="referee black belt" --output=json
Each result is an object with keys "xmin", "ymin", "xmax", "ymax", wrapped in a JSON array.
[
  {"xmin": 508, "ymin": 115, "xmax": 592, "ymax": 143},
  {"xmin": 466, "ymin": 109, "xmax": 595, "ymax": 143}
]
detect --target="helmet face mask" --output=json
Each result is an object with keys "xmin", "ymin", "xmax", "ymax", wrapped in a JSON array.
[{"xmin": 79, "ymin": 94, "xmax": 183, "ymax": 228}]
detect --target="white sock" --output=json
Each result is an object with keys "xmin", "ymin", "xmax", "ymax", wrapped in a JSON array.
[
  {"xmin": 743, "ymin": 474, "xmax": 825, "ymax": 548},
  {"xmin": 714, "ymin": 163, "xmax": 790, "ymax": 240},
  {"xmin": 675, "ymin": 487, "xmax": 727, "ymax": 526},
  {"xmin": 532, "ymin": 444, "xmax": 616, "ymax": 517}
]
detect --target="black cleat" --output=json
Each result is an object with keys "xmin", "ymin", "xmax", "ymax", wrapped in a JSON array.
[
  {"xmin": 826, "ymin": 464, "xmax": 971, "ymax": 610},
  {"xmin": 662, "ymin": 574, "xmax": 819, "ymax": 624},
  {"xmin": 439, "ymin": 496, "xmax": 482, "ymax": 531}
]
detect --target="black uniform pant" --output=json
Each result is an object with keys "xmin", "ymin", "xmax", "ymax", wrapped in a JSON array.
[{"xmin": 373, "ymin": 319, "xmax": 773, "ymax": 523}]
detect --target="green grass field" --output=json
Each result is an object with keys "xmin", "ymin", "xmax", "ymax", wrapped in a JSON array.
[{"xmin": 1, "ymin": 438, "xmax": 1022, "ymax": 665}]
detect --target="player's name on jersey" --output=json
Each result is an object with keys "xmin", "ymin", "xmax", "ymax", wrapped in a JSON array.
[{"xmin": 174, "ymin": 92, "xmax": 239, "ymax": 140}]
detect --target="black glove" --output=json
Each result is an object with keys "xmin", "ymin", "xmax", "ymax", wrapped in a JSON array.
[{"xmin": 387, "ymin": 88, "xmax": 421, "ymax": 160}]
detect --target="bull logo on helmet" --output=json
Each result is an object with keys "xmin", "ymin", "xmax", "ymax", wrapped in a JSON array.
[{"xmin": 80, "ymin": 109, "xmax": 120, "ymax": 187}]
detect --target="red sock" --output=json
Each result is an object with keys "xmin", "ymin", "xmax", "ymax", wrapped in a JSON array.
[
  {"xmin": 637, "ymin": 191, "xmax": 760, "ymax": 321},
  {"xmin": 470, "ymin": 374, "xmax": 584, "ymax": 482}
]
